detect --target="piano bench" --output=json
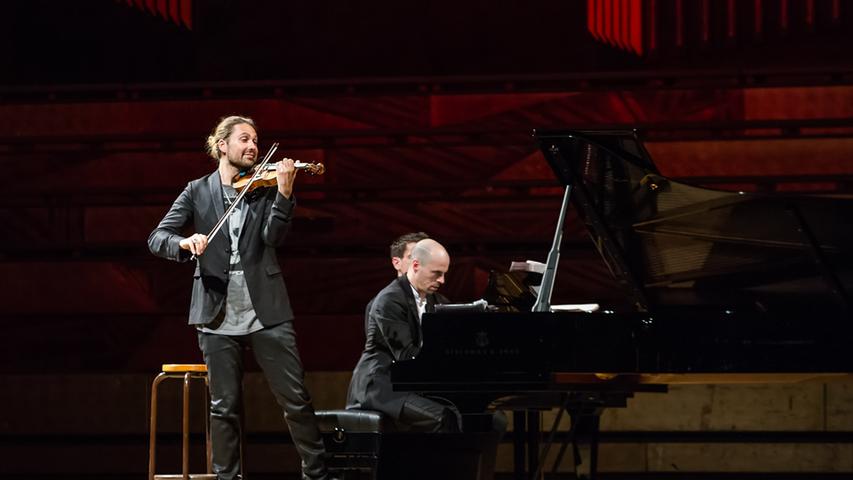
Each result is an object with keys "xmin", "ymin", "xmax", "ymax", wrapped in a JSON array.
[
  {"xmin": 316, "ymin": 409, "xmax": 502, "ymax": 480},
  {"xmin": 316, "ymin": 409, "xmax": 390, "ymax": 479}
]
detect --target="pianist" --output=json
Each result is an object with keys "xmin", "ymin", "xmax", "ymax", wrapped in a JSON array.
[
  {"xmin": 364, "ymin": 232, "xmax": 442, "ymax": 327},
  {"xmin": 363, "ymin": 231, "xmax": 435, "ymax": 317},
  {"xmin": 346, "ymin": 238, "xmax": 461, "ymax": 432}
]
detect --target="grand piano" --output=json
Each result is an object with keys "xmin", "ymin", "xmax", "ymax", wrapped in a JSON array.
[{"xmin": 390, "ymin": 130, "xmax": 853, "ymax": 479}]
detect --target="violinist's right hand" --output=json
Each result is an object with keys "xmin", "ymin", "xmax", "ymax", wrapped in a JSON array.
[{"xmin": 180, "ymin": 233, "xmax": 209, "ymax": 256}]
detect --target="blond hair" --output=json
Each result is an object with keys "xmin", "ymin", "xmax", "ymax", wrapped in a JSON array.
[{"xmin": 205, "ymin": 115, "xmax": 257, "ymax": 161}]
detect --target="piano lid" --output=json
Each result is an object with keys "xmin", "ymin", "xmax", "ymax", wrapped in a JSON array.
[{"xmin": 534, "ymin": 129, "xmax": 853, "ymax": 317}]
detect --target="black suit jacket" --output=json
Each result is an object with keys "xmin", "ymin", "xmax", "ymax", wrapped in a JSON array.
[
  {"xmin": 148, "ymin": 170, "xmax": 295, "ymax": 326},
  {"xmin": 346, "ymin": 275, "xmax": 445, "ymax": 420}
]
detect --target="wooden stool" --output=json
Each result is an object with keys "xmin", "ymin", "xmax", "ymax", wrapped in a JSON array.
[{"xmin": 148, "ymin": 364, "xmax": 215, "ymax": 480}]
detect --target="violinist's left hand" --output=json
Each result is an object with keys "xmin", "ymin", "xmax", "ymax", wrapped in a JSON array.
[{"xmin": 276, "ymin": 157, "xmax": 297, "ymax": 199}]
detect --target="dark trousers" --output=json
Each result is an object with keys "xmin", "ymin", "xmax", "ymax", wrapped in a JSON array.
[
  {"xmin": 198, "ymin": 321, "xmax": 328, "ymax": 480},
  {"xmin": 398, "ymin": 394, "xmax": 462, "ymax": 433}
]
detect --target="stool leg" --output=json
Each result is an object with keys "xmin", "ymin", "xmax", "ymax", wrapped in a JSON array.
[
  {"xmin": 204, "ymin": 374, "xmax": 212, "ymax": 475},
  {"xmin": 148, "ymin": 373, "xmax": 167, "ymax": 480},
  {"xmin": 183, "ymin": 372, "xmax": 191, "ymax": 480}
]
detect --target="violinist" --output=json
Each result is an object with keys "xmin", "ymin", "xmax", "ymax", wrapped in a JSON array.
[{"xmin": 148, "ymin": 115, "xmax": 333, "ymax": 480}]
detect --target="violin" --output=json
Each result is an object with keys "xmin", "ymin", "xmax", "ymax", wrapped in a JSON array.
[{"xmin": 232, "ymin": 160, "xmax": 325, "ymax": 192}]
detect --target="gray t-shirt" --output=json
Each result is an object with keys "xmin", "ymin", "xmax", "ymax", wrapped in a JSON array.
[{"xmin": 200, "ymin": 184, "xmax": 263, "ymax": 336}]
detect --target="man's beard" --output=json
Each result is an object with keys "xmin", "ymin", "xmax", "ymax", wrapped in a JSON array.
[{"xmin": 228, "ymin": 152, "xmax": 256, "ymax": 171}]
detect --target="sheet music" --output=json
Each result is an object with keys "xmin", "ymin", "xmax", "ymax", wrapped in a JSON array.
[
  {"xmin": 549, "ymin": 303, "xmax": 600, "ymax": 313},
  {"xmin": 509, "ymin": 260, "xmax": 545, "ymax": 274}
]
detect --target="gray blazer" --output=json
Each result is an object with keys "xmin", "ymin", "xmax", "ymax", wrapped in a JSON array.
[
  {"xmin": 148, "ymin": 170, "xmax": 295, "ymax": 327},
  {"xmin": 346, "ymin": 275, "xmax": 445, "ymax": 420}
]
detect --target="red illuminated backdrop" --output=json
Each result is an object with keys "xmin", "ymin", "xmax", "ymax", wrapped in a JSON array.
[{"xmin": 587, "ymin": 0, "xmax": 844, "ymax": 55}]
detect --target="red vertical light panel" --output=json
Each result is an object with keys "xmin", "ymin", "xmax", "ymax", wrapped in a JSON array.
[
  {"xmin": 648, "ymin": 0, "xmax": 656, "ymax": 52},
  {"xmin": 727, "ymin": 0, "xmax": 736, "ymax": 38},
  {"xmin": 604, "ymin": 0, "xmax": 613, "ymax": 47},
  {"xmin": 612, "ymin": 0, "xmax": 622, "ymax": 48},
  {"xmin": 780, "ymin": 0, "xmax": 789, "ymax": 32},
  {"xmin": 630, "ymin": 0, "xmax": 643, "ymax": 54},
  {"xmin": 588, "ymin": 0, "xmax": 600, "ymax": 39},
  {"xmin": 180, "ymin": 0, "xmax": 192, "ymax": 30},
  {"xmin": 675, "ymin": 0, "xmax": 683, "ymax": 47},
  {"xmin": 612, "ymin": 0, "xmax": 621, "ymax": 48},
  {"xmin": 156, "ymin": 0, "xmax": 168, "ymax": 20},
  {"xmin": 806, "ymin": 0, "xmax": 815, "ymax": 28},
  {"xmin": 755, "ymin": 0, "xmax": 763, "ymax": 37},
  {"xmin": 620, "ymin": 0, "xmax": 630, "ymax": 50},
  {"xmin": 701, "ymin": 0, "xmax": 710, "ymax": 44},
  {"xmin": 597, "ymin": 0, "xmax": 606, "ymax": 42},
  {"xmin": 170, "ymin": 0, "xmax": 181, "ymax": 26}
]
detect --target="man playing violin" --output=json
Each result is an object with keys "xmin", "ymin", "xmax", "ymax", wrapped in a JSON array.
[{"xmin": 148, "ymin": 115, "xmax": 332, "ymax": 480}]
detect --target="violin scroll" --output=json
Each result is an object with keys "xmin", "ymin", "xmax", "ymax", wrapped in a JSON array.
[{"xmin": 293, "ymin": 161, "xmax": 325, "ymax": 176}]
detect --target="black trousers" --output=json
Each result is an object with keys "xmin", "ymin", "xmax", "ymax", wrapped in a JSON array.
[
  {"xmin": 398, "ymin": 394, "xmax": 463, "ymax": 433},
  {"xmin": 198, "ymin": 321, "xmax": 328, "ymax": 480}
]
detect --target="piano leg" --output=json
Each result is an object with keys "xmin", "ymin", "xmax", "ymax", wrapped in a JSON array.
[
  {"xmin": 511, "ymin": 403, "xmax": 603, "ymax": 480},
  {"xmin": 527, "ymin": 410, "xmax": 540, "ymax": 478},
  {"xmin": 513, "ymin": 410, "xmax": 525, "ymax": 480},
  {"xmin": 511, "ymin": 409, "xmax": 543, "ymax": 480},
  {"xmin": 518, "ymin": 401, "xmax": 604, "ymax": 480},
  {"xmin": 563, "ymin": 406, "xmax": 604, "ymax": 480}
]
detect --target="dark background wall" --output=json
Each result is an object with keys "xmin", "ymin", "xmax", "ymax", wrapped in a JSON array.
[{"xmin": 2, "ymin": 1, "xmax": 853, "ymax": 478}]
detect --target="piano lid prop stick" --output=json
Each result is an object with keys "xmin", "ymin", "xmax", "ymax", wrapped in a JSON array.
[{"xmin": 532, "ymin": 184, "xmax": 572, "ymax": 313}]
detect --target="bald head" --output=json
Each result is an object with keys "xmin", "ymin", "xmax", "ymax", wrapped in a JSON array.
[
  {"xmin": 410, "ymin": 238, "xmax": 448, "ymax": 265},
  {"xmin": 407, "ymin": 239, "xmax": 450, "ymax": 297}
]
